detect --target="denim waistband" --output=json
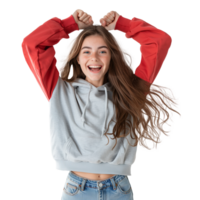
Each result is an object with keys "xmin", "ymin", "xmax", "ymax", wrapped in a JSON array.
[{"xmin": 68, "ymin": 171, "xmax": 127, "ymax": 191}]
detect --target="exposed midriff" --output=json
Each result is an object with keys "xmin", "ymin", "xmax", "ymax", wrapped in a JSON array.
[{"xmin": 71, "ymin": 171, "xmax": 116, "ymax": 181}]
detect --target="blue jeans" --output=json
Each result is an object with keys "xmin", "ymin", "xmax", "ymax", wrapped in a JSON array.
[{"xmin": 61, "ymin": 171, "xmax": 134, "ymax": 200}]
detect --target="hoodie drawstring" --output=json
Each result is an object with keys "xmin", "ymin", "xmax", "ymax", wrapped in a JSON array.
[
  {"xmin": 81, "ymin": 85, "xmax": 92, "ymax": 126},
  {"xmin": 80, "ymin": 86, "xmax": 108, "ymax": 137},
  {"xmin": 102, "ymin": 86, "xmax": 108, "ymax": 137}
]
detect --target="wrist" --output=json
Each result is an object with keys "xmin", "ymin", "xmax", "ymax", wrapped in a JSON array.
[
  {"xmin": 115, "ymin": 15, "xmax": 131, "ymax": 33},
  {"xmin": 61, "ymin": 15, "xmax": 79, "ymax": 34}
]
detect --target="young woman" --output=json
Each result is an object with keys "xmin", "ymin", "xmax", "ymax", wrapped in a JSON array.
[{"xmin": 22, "ymin": 9, "xmax": 180, "ymax": 200}]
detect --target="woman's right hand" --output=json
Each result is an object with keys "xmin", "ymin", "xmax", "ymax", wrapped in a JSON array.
[{"xmin": 72, "ymin": 9, "xmax": 94, "ymax": 30}]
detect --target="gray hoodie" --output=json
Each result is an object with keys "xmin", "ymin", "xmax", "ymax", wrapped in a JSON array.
[{"xmin": 49, "ymin": 76, "xmax": 137, "ymax": 176}]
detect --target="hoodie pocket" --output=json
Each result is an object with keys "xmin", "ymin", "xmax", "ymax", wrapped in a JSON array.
[{"xmin": 117, "ymin": 176, "xmax": 132, "ymax": 195}]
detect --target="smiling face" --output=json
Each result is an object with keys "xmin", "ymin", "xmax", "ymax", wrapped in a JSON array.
[{"xmin": 77, "ymin": 34, "xmax": 111, "ymax": 87}]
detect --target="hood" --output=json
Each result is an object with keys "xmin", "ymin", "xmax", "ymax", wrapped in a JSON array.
[{"xmin": 71, "ymin": 78, "xmax": 113, "ymax": 137}]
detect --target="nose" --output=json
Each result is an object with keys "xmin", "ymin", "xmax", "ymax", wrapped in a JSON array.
[{"xmin": 90, "ymin": 52, "xmax": 99, "ymax": 61}]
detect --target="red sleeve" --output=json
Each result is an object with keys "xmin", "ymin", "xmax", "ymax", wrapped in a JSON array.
[
  {"xmin": 21, "ymin": 15, "xmax": 79, "ymax": 101},
  {"xmin": 115, "ymin": 15, "xmax": 172, "ymax": 84}
]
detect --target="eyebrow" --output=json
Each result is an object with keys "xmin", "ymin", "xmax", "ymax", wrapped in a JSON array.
[{"xmin": 81, "ymin": 46, "xmax": 108, "ymax": 50}]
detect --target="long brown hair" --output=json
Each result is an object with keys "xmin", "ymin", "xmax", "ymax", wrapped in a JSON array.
[{"xmin": 60, "ymin": 25, "xmax": 181, "ymax": 150}]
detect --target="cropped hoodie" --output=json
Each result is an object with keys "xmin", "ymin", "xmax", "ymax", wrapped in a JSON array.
[{"xmin": 21, "ymin": 14, "xmax": 172, "ymax": 176}]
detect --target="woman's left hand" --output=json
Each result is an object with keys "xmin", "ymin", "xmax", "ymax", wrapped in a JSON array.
[{"xmin": 100, "ymin": 11, "xmax": 120, "ymax": 31}]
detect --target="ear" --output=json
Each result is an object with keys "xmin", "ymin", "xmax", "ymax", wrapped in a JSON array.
[{"xmin": 77, "ymin": 57, "xmax": 80, "ymax": 65}]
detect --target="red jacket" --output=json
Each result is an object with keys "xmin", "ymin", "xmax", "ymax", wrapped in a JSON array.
[{"xmin": 22, "ymin": 15, "xmax": 172, "ymax": 101}]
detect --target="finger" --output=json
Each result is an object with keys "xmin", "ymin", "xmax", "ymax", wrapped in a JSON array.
[
  {"xmin": 106, "ymin": 12, "xmax": 114, "ymax": 18},
  {"xmin": 82, "ymin": 15, "xmax": 92, "ymax": 24},
  {"xmin": 101, "ymin": 16, "xmax": 107, "ymax": 24},
  {"xmin": 85, "ymin": 16, "xmax": 91, "ymax": 24},
  {"xmin": 77, "ymin": 9, "xmax": 83, "ymax": 18},
  {"xmin": 88, "ymin": 16, "xmax": 93, "ymax": 24},
  {"xmin": 104, "ymin": 14, "xmax": 114, "ymax": 24},
  {"xmin": 89, "ymin": 16, "xmax": 93, "ymax": 23},
  {"xmin": 79, "ymin": 12, "xmax": 88, "ymax": 21},
  {"xmin": 107, "ymin": 17, "xmax": 114, "ymax": 25},
  {"xmin": 109, "ymin": 13, "xmax": 115, "ymax": 21},
  {"xmin": 100, "ymin": 19, "xmax": 106, "ymax": 26},
  {"xmin": 79, "ymin": 13, "xmax": 91, "ymax": 23}
]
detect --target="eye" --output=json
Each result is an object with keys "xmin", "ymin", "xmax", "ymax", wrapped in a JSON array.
[{"xmin": 83, "ymin": 51, "xmax": 106, "ymax": 53}]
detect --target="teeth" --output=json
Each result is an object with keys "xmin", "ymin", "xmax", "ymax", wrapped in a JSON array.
[{"xmin": 88, "ymin": 66, "xmax": 101, "ymax": 68}]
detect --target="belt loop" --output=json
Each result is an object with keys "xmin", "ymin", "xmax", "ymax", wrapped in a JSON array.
[
  {"xmin": 110, "ymin": 177, "xmax": 117, "ymax": 190},
  {"xmin": 80, "ymin": 178, "xmax": 87, "ymax": 191}
]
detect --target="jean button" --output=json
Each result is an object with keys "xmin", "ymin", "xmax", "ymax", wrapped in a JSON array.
[{"xmin": 99, "ymin": 183, "xmax": 103, "ymax": 187}]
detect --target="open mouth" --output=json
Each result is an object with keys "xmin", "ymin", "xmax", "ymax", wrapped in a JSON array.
[{"xmin": 88, "ymin": 66, "xmax": 102, "ymax": 73}]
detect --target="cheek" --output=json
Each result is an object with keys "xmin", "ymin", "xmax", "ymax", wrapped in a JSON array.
[
  {"xmin": 79, "ymin": 56, "xmax": 88, "ymax": 64},
  {"xmin": 104, "ymin": 56, "xmax": 111, "ymax": 65},
  {"xmin": 104, "ymin": 66, "xmax": 109, "ymax": 74}
]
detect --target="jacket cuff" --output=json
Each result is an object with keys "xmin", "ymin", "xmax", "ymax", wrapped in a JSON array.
[
  {"xmin": 61, "ymin": 14, "xmax": 80, "ymax": 33},
  {"xmin": 115, "ymin": 15, "xmax": 131, "ymax": 33}
]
